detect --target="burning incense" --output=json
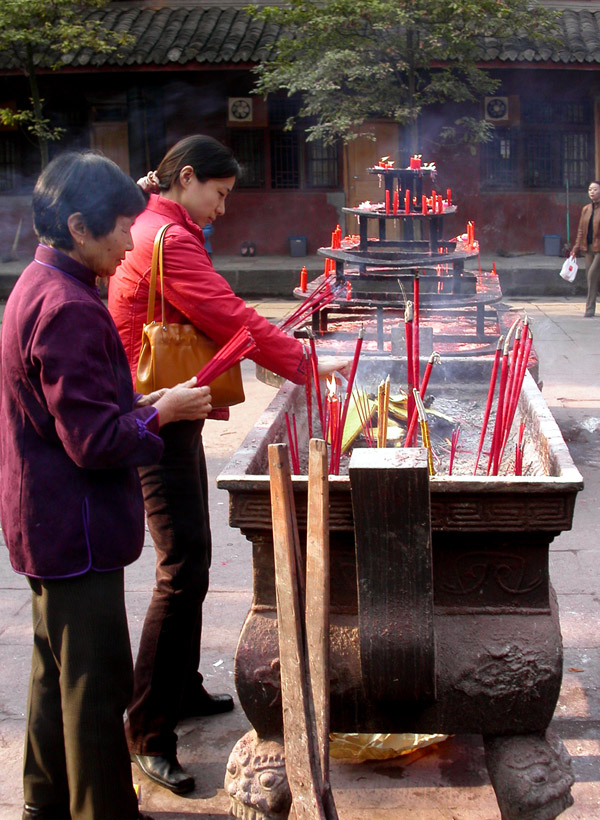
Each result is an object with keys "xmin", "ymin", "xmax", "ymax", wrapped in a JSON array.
[
  {"xmin": 487, "ymin": 318, "xmax": 520, "ymax": 475},
  {"xmin": 473, "ymin": 335, "xmax": 503, "ymax": 474},
  {"xmin": 195, "ymin": 326, "xmax": 256, "ymax": 386},
  {"xmin": 515, "ymin": 422, "xmax": 525, "ymax": 475},
  {"xmin": 404, "ymin": 351, "xmax": 441, "ymax": 448},
  {"xmin": 412, "ymin": 274, "xmax": 421, "ymax": 422},
  {"xmin": 498, "ymin": 326, "xmax": 533, "ymax": 467},
  {"xmin": 405, "ymin": 300, "xmax": 415, "ymax": 442},
  {"xmin": 352, "ymin": 389, "xmax": 376, "ymax": 447},
  {"xmin": 309, "ymin": 335, "xmax": 325, "ymax": 435},
  {"xmin": 279, "ymin": 276, "xmax": 341, "ymax": 333},
  {"xmin": 333, "ymin": 327, "xmax": 364, "ymax": 471},
  {"xmin": 284, "ymin": 411, "xmax": 300, "ymax": 475},
  {"xmin": 326, "ymin": 377, "xmax": 341, "ymax": 474},
  {"xmin": 448, "ymin": 424, "xmax": 461, "ymax": 476},
  {"xmin": 303, "ymin": 347, "xmax": 313, "ymax": 440},
  {"xmin": 377, "ymin": 376, "xmax": 391, "ymax": 447},
  {"xmin": 413, "ymin": 389, "xmax": 435, "ymax": 475}
]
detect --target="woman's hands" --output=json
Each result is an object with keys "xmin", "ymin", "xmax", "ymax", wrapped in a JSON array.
[
  {"xmin": 150, "ymin": 377, "xmax": 212, "ymax": 426},
  {"xmin": 316, "ymin": 355, "xmax": 352, "ymax": 380}
]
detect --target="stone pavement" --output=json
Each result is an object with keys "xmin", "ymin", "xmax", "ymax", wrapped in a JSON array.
[{"xmin": 0, "ymin": 295, "xmax": 599, "ymax": 820}]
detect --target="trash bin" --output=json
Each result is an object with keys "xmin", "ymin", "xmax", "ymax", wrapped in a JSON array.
[
  {"xmin": 289, "ymin": 235, "xmax": 307, "ymax": 257},
  {"xmin": 543, "ymin": 234, "xmax": 561, "ymax": 256}
]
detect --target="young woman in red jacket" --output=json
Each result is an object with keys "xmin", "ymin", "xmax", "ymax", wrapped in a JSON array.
[{"xmin": 108, "ymin": 135, "xmax": 348, "ymax": 794}]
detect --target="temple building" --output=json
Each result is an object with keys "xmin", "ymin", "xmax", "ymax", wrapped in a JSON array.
[{"xmin": 0, "ymin": 0, "xmax": 599, "ymax": 256}]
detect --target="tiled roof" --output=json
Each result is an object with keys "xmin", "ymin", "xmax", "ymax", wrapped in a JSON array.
[{"xmin": 2, "ymin": 2, "xmax": 600, "ymax": 71}]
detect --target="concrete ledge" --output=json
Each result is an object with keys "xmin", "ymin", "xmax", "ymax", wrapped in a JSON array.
[{"xmin": 0, "ymin": 253, "xmax": 588, "ymax": 300}]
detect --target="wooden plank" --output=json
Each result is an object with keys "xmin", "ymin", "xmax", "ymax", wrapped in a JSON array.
[
  {"xmin": 268, "ymin": 443, "xmax": 326, "ymax": 820},
  {"xmin": 349, "ymin": 448, "xmax": 436, "ymax": 703},
  {"xmin": 305, "ymin": 440, "xmax": 338, "ymax": 820}
]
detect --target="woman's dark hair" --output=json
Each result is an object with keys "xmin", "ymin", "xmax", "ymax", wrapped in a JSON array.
[
  {"xmin": 155, "ymin": 135, "xmax": 241, "ymax": 189},
  {"xmin": 33, "ymin": 151, "xmax": 147, "ymax": 249}
]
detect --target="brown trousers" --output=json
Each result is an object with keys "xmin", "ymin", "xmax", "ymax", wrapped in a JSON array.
[{"xmin": 585, "ymin": 251, "xmax": 600, "ymax": 315}]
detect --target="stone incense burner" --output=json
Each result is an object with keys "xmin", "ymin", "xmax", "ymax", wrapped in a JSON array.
[{"xmin": 218, "ymin": 365, "xmax": 582, "ymax": 820}]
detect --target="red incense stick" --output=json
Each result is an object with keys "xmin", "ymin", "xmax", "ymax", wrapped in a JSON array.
[
  {"xmin": 309, "ymin": 335, "xmax": 325, "ymax": 435},
  {"xmin": 405, "ymin": 301, "xmax": 414, "ymax": 444},
  {"xmin": 333, "ymin": 327, "xmax": 364, "ymax": 472},
  {"xmin": 404, "ymin": 351, "xmax": 441, "ymax": 448},
  {"xmin": 303, "ymin": 347, "xmax": 313, "ymax": 440},
  {"xmin": 473, "ymin": 335, "xmax": 503, "ymax": 474},
  {"xmin": 412, "ymin": 275, "xmax": 421, "ymax": 434},
  {"xmin": 498, "ymin": 328, "xmax": 533, "ymax": 467},
  {"xmin": 195, "ymin": 326, "xmax": 256, "ymax": 386}
]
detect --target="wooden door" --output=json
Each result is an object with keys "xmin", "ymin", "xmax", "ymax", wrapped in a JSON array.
[
  {"xmin": 90, "ymin": 121, "xmax": 130, "ymax": 174},
  {"xmin": 344, "ymin": 121, "xmax": 401, "ymax": 238}
]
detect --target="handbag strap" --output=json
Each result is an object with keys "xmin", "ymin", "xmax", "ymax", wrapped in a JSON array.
[{"xmin": 146, "ymin": 223, "xmax": 174, "ymax": 327}]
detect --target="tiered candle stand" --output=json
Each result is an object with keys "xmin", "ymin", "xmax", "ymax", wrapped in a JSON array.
[{"xmin": 296, "ymin": 164, "xmax": 503, "ymax": 352}]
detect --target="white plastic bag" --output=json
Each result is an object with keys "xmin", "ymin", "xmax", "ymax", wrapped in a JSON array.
[{"xmin": 560, "ymin": 256, "xmax": 578, "ymax": 282}]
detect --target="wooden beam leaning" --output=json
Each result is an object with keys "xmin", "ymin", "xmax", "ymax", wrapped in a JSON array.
[
  {"xmin": 305, "ymin": 440, "xmax": 337, "ymax": 820},
  {"xmin": 268, "ymin": 441, "xmax": 338, "ymax": 820},
  {"xmin": 349, "ymin": 448, "xmax": 436, "ymax": 703}
]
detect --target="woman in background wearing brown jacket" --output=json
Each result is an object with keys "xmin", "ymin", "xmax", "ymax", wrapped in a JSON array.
[{"xmin": 572, "ymin": 180, "xmax": 600, "ymax": 317}]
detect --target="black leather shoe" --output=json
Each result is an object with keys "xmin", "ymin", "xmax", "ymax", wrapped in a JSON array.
[
  {"xmin": 131, "ymin": 753, "xmax": 195, "ymax": 794},
  {"xmin": 22, "ymin": 805, "xmax": 70, "ymax": 820},
  {"xmin": 180, "ymin": 689, "xmax": 234, "ymax": 719}
]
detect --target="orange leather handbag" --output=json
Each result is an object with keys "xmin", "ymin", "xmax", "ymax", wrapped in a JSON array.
[{"xmin": 135, "ymin": 223, "xmax": 245, "ymax": 407}]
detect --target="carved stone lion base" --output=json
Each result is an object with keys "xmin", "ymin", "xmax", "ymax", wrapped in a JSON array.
[
  {"xmin": 225, "ymin": 730, "xmax": 290, "ymax": 820},
  {"xmin": 484, "ymin": 730, "xmax": 575, "ymax": 820}
]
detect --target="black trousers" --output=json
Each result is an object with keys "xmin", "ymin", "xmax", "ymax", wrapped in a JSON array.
[
  {"xmin": 24, "ymin": 569, "xmax": 139, "ymax": 820},
  {"xmin": 126, "ymin": 420, "xmax": 212, "ymax": 756}
]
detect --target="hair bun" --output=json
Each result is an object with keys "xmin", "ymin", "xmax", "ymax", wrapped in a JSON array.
[{"xmin": 137, "ymin": 170, "xmax": 161, "ymax": 193}]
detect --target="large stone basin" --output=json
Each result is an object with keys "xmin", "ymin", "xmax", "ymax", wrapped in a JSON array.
[{"xmin": 218, "ymin": 365, "xmax": 582, "ymax": 820}]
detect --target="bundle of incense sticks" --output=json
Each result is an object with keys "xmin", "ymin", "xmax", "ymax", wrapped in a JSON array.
[
  {"xmin": 279, "ymin": 277, "xmax": 342, "ymax": 333},
  {"xmin": 377, "ymin": 376, "xmax": 391, "ymax": 447},
  {"xmin": 284, "ymin": 411, "xmax": 300, "ymax": 474},
  {"xmin": 514, "ymin": 422, "xmax": 525, "ymax": 475},
  {"xmin": 331, "ymin": 327, "xmax": 364, "ymax": 473},
  {"xmin": 404, "ymin": 351, "xmax": 441, "ymax": 448},
  {"xmin": 413, "ymin": 389, "xmax": 435, "ymax": 475},
  {"xmin": 477, "ymin": 316, "xmax": 533, "ymax": 476},
  {"xmin": 325, "ymin": 377, "xmax": 341, "ymax": 474},
  {"xmin": 473, "ymin": 335, "xmax": 504, "ymax": 474},
  {"xmin": 448, "ymin": 424, "xmax": 461, "ymax": 476},
  {"xmin": 352, "ymin": 389, "xmax": 376, "ymax": 447},
  {"xmin": 405, "ymin": 301, "xmax": 414, "ymax": 438},
  {"xmin": 412, "ymin": 275, "xmax": 420, "ymax": 435},
  {"xmin": 303, "ymin": 347, "xmax": 313, "ymax": 440},
  {"xmin": 195, "ymin": 326, "xmax": 256, "ymax": 386},
  {"xmin": 308, "ymin": 335, "xmax": 325, "ymax": 435}
]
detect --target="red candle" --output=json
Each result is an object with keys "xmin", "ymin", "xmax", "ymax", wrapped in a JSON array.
[
  {"xmin": 422, "ymin": 195, "xmax": 427, "ymax": 215},
  {"xmin": 385, "ymin": 190, "xmax": 390, "ymax": 214},
  {"xmin": 438, "ymin": 195, "xmax": 444, "ymax": 213},
  {"xmin": 300, "ymin": 265, "xmax": 307, "ymax": 292},
  {"xmin": 446, "ymin": 188, "xmax": 452, "ymax": 205},
  {"xmin": 346, "ymin": 281, "xmax": 352, "ymax": 300},
  {"xmin": 410, "ymin": 155, "xmax": 421, "ymax": 170},
  {"xmin": 393, "ymin": 190, "xmax": 399, "ymax": 215},
  {"xmin": 404, "ymin": 189, "xmax": 410, "ymax": 214}
]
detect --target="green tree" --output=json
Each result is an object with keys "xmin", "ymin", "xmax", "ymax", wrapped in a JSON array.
[
  {"xmin": 251, "ymin": 0, "xmax": 559, "ymax": 152},
  {"xmin": 0, "ymin": 0, "xmax": 132, "ymax": 168}
]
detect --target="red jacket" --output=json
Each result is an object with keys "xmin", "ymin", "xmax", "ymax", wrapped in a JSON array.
[{"xmin": 108, "ymin": 195, "xmax": 306, "ymax": 408}]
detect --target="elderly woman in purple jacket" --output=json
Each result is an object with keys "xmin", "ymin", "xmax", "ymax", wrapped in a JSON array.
[{"xmin": 0, "ymin": 152, "xmax": 212, "ymax": 820}]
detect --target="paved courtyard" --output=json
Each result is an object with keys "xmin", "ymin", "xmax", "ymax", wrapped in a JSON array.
[{"xmin": 0, "ymin": 296, "xmax": 598, "ymax": 819}]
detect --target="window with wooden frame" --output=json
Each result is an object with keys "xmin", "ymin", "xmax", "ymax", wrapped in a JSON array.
[
  {"xmin": 481, "ymin": 99, "xmax": 593, "ymax": 190},
  {"xmin": 228, "ymin": 97, "xmax": 341, "ymax": 191}
]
